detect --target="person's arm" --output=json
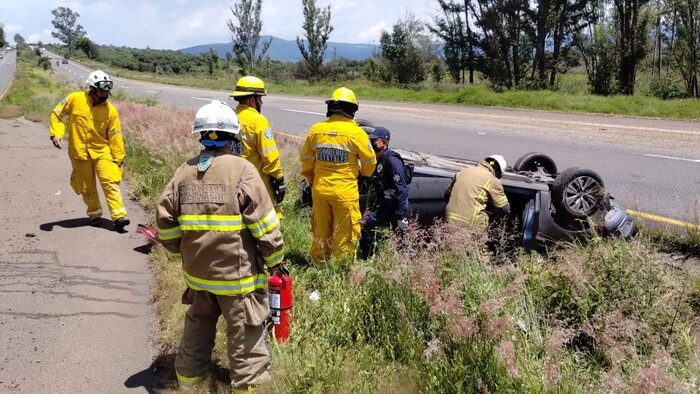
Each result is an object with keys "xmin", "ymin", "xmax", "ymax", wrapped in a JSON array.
[
  {"xmin": 488, "ymin": 179, "xmax": 511, "ymax": 220},
  {"xmin": 155, "ymin": 178, "xmax": 183, "ymax": 254},
  {"xmin": 107, "ymin": 107, "xmax": 125, "ymax": 165},
  {"xmin": 300, "ymin": 130, "xmax": 316, "ymax": 186},
  {"xmin": 357, "ymin": 132, "xmax": 377, "ymax": 177},
  {"xmin": 49, "ymin": 95, "xmax": 70, "ymax": 149},
  {"xmin": 239, "ymin": 163, "xmax": 284, "ymax": 271},
  {"xmin": 388, "ymin": 155, "xmax": 409, "ymax": 221},
  {"xmin": 256, "ymin": 118, "xmax": 283, "ymax": 179}
]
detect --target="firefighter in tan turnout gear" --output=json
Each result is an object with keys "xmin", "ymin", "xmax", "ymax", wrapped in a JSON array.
[
  {"xmin": 445, "ymin": 154, "xmax": 511, "ymax": 230},
  {"xmin": 230, "ymin": 76, "xmax": 286, "ymax": 217},
  {"xmin": 49, "ymin": 70, "xmax": 130, "ymax": 230},
  {"xmin": 156, "ymin": 100, "xmax": 283, "ymax": 392},
  {"xmin": 300, "ymin": 87, "xmax": 377, "ymax": 262}
]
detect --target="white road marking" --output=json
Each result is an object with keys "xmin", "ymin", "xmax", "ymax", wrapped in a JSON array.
[
  {"xmin": 640, "ymin": 153, "xmax": 700, "ymax": 163},
  {"xmin": 477, "ymin": 132, "xmax": 486, "ymax": 135},
  {"xmin": 146, "ymin": 90, "xmax": 159, "ymax": 94},
  {"xmin": 283, "ymin": 108, "xmax": 325, "ymax": 116},
  {"xmin": 192, "ymin": 97, "xmax": 214, "ymax": 101}
]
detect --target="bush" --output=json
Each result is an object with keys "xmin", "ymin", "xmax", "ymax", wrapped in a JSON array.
[
  {"xmin": 37, "ymin": 56, "xmax": 52, "ymax": 70},
  {"xmin": 649, "ymin": 75, "xmax": 685, "ymax": 100}
]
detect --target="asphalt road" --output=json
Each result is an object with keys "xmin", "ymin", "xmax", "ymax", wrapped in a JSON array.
[
  {"xmin": 43, "ymin": 49, "xmax": 700, "ymax": 224},
  {"xmin": 0, "ymin": 49, "xmax": 17, "ymax": 100},
  {"xmin": 0, "ymin": 117, "xmax": 156, "ymax": 392}
]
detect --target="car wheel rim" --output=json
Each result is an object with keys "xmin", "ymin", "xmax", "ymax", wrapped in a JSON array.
[{"xmin": 564, "ymin": 176, "xmax": 600, "ymax": 214}]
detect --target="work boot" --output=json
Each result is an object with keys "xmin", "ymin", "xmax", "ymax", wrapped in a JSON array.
[
  {"xmin": 89, "ymin": 217, "xmax": 102, "ymax": 227},
  {"xmin": 113, "ymin": 217, "xmax": 131, "ymax": 231}
]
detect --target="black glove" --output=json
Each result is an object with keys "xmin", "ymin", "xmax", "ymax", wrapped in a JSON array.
[{"xmin": 271, "ymin": 177, "xmax": 286, "ymax": 204}]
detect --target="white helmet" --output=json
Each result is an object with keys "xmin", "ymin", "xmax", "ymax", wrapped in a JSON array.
[
  {"xmin": 485, "ymin": 154, "xmax": 507, "ymax": 177},
  {"xmin": 86, "ymin": 70, "xmax": 113, "ymax": 91},
  {"xmin": 192, "ymin": 100, "xmax": 240, "ymax": 138}
]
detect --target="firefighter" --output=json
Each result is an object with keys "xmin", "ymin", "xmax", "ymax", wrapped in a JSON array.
[
  {"xmin": 359, "ymin": 126, "xmax": 409, "ymax": 259},
  {"xmin": 156, "ymin": 100, "xmax": 283, "ymax": 392},
  {"xmin": 300, "ymin": 87, "xmax": 377, "ymax": 261},
  {"xmin": 49, "ymin": 70, "xmax": 130, "ymax": 231},
  {"xmin": 230, "ymin": 76, "xmax": 286, "ymax": 217},
  {"xmin": 445, "ymin": 154, "xmax": 511, "ymax": 231}
]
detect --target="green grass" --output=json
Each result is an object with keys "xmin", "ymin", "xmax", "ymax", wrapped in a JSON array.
[{"xmin": 63, "ymin": 54, "xmax": 700, "ymax": 120}]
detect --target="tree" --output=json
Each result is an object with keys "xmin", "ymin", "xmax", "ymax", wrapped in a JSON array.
[
  {"xmin": 668, "ymin": 0, "xmax": 700, "ymax": 97},
  {"xmin": 206, "ymin": 47, "xmax": 220, "ymax": 76},
  {"xmin": 76, "ymin": 37, "xmax": 99, "ymax": 59},
  {"xmin": 380, "ymin": 22, "xmax": 426, "ymax": 85},
  {"xmin": 0, "ymin": 25, "xmax": 7, "ymax": 48},
  {"xmin": 227, "ymin": 0, "xmax": 271, "ymax": 75},
  {"xmin": 614, "ymin": 0, "xmax": 653, "ymax": 94},
  {"xmin": 14, "ymin": 33, "xmax": 25, "ymax": 46},
  {"xmin": 296, "ymin": 0, "xmax": 333, "ymax": 81},
  {"xmin": 573, "ymin": 1, "xmax": 619, "ymax": 95},
  {"xmin": 51, "ymin": 7, "xmax": 87, "ymax": 55},
  {"xmin": 429, "ymin": 0, "xmax": 472, "ymax": 84}
]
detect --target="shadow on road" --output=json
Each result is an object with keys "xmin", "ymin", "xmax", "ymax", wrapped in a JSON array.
[
  {"xmin": 39, "ymin": 217, "xmax": 132, "ymax": 233},
  {"xmin": 124, "ymin": 353, "xmax": 174, "ymax": 393}
]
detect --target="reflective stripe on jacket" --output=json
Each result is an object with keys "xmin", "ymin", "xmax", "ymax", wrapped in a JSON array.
[
  {"xmin": 156, "ymin": 153, "xmax": 284, "ymax": 295},
  {"xmin": 300, "ymin": 114, "xmax": 377, "ymax": 201},
  {"xmin": 445, "ymin": 162, "xmax": 509, "ymax": 228},
  {"xmin": 235, "ymin": 105, "xmax": 283, "ymax": 199},
  {"xmin": 50, "ymin": 91, "xmax": 124, "ymax": 161}
]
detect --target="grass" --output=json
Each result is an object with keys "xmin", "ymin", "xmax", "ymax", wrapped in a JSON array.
[
  {"xmin": 61, "ymin": 54, "xmax": 700, "ymax": 120},
  {"xmin": 7, "ymin": 47, "xmax": 700, "ymax": 393}
]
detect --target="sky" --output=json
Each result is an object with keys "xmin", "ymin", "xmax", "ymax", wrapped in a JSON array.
[{"xmin": 1, "ymin": 0, "xmax": 434, "ymax": 50}]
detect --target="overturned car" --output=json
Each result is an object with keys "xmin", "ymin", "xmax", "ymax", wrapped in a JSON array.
[{"xmin": 300, "ymin": 150, "xmax": 635, "ymax": 251}]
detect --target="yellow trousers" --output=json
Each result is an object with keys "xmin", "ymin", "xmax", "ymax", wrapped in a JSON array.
[
  {"xmin": 69, "ymin": 157, "xmax": 127, "ymax": 221},
  {"xmin": 310, "ymin": 196, "xmax": 361, "ymax": 262}
]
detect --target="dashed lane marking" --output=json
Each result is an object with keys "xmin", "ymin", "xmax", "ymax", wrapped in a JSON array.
[
  {"xmin": 640, "ymin": 153, "xmax": 700, "ymax": 163},
  {"xmin": 282, "ymin": 108, "xmax": 325, "ymax": 116}
]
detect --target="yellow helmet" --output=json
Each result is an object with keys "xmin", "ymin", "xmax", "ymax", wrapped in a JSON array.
[
  {"xmin": 230, "ymin": 76, "xmax": 267, "ymax": 97},
  {"xmin": 325, "ymin": 87, "xmax": 358, "ymax": 106}
]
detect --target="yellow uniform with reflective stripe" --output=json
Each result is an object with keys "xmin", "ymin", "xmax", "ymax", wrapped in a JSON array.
[
  {"xmin": 300, "ymin": 114, "xmax": 376, "ymax": 261},
  {"xmin": 50, "ymin": 91, "xmax": 124, "ymax": 162},
  {"xmin": 300, "ymin": 114, "xmax": 376, "ymax": 201},
  {"xmin": 156, "ymin": 152, "xmax": 284, "ymax": 295},
  {"xmin": 49, "ymin": 91, "xmax": 127, "ymax": 221},
  {"xmin": 445, "ymin": 162, "xmax": 509, "ymax": 228},
  {"xmin": 235, "ymin": 105, "xmax": 283, "ymax": 210}
]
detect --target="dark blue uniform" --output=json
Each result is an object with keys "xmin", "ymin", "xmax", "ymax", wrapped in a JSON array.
[{"xmin": 359, "ymin": 148, "xmax": 409, "ymax": 259}]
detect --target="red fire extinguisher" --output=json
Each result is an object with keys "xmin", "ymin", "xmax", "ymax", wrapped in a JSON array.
[{"xmin": 268, "ymin": 265, "xmax": 292, "ymax": 342}]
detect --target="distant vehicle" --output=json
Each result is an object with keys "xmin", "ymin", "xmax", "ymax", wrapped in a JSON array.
[
  {"xmin": 0, "ymin": 54, "xmax": 3, "ymax": 59},
  {"xmin": 46, "ymin": 56, "xmax": 52, "ymax": 59},
  {"xmin": 61, "ymin": 58, "xmax": 68, "ymax": 64}
]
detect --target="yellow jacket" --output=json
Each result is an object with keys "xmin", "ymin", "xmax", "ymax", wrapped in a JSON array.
[
  {"xmin": 445, "ymin": 162, "xmax": 509, "ymax": 228},
  {"xmin": 50, "ymin": 91, "xmax": 124, "ymax": 162},
  {"xmin": 156, "ymin": 152, "xmax": 284, "ymax": 295},
  {"xmin": 300, "ymin": 114, "xmax": 377, "ymax": 201},
  {"xmin": 235, "ymin": 104, "xmax": 283, "ymax": 195}
]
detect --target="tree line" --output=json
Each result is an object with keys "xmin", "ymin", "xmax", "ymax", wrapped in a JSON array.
[{"xmin": 32, "ymin": 1, "xmax": 700, "ymax": 98}]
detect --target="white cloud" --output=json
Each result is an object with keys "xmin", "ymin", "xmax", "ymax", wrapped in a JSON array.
[
  {"xmin": 358, "ymin": 21, "xmax": 387, "ymax": 42},
  {"xmin": 1, "ymin": 0, "xmax": 433, "ymax": 49}
]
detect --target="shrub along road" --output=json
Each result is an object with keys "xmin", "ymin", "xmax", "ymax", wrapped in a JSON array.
[{"xmin": 0, "ymin": 117, "xmax": 156, "ymax": 392}]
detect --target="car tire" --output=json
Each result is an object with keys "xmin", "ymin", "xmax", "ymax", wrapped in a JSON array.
[
  {"xmin": 552, "ymin": 167, "xmax": 607, "ymax": 223},
  {"xmin": 513, "ymin": 152, "xmax": 558, "ymax": 175}
]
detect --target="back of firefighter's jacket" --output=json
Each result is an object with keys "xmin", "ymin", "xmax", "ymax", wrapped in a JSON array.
[
  {"xmin": 445, "ymin": 162, "xmax": 509, "ymax": 228},
  {"xmin": 156, "ymin": 153, "xmax": 284, "ymax": 296},
  {"xmin": 235, "ymin": 105, "xmax": 283, "ymax": 181},
  {"xmin": 300, "ymin": 114, "xmax": 377, "ymax": 201},
  {"xmin": 50, "ymin": 91, "xmax": 124, "ymax": 162}
]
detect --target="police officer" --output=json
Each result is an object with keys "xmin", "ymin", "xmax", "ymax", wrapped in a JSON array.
[
  {"xmin": 156, "ymin": 100, "xmax": 283, "ymax": 393},
  {"xmin": 230, "ymin": 76, "xmax": 286, "ymax": 217},
  {"xmin": 300, "ymin": 87, "xmax": 377, "ymax": 262},
  {"xmin": 445, "ymin": 154, "xmax": 511, "ymax": 234},
  {"xmin": 359, "ymin": 126, "xmax": 409, "ymax": 259}
]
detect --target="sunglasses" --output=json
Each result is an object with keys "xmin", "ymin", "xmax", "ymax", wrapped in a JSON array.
[{"xmin": 95, "ymin": 80, "xmax": 114, "ymax": 91}]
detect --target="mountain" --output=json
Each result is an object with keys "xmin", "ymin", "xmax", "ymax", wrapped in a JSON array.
[{"xmin": 179, "ymin": 36, "xmax": 378, "ymax": 62}]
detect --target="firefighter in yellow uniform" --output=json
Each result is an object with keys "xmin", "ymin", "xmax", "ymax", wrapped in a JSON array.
[
  {"xmin": 156, "ymin": 100, "xmax": 283, "ymax": 393},
  {"xmin": 300, "ymin": 87, "xmax": 377, "ymax": 261},
  {"xmin": 230, "ymin": 76, "xmax": 286, "ymax": 217},
  {"xmin": 49, "ymin": 70, "xmax": 130, "ymax": 230},
  {"xmin": 445, "ymin": 154, "xmax": 511, "ymax": 229}
]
